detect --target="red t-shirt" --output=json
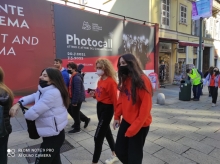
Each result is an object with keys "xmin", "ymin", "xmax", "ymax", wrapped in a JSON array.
[{"xmin": 210, "ymin": 75, "xmax": 215, "ymax": 87}]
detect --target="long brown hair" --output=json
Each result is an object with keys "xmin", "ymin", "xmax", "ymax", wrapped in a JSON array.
[
  {"xmin": 0, "ymin": 67, "xmax": 14, "ymax": 107},
  {"xmin": 44, "ymin": 68, "xmax": 70, "ymax": 108},
  {"xmin": 117, "ymin": 54, "xmax": 153, "ymax": 104}
]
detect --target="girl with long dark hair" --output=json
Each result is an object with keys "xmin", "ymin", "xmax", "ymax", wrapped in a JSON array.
[
  {"xmin": 113, "ymin": 54, "xmax": 153, "ymax": 164},
  {"xmin": 10, "ymin": 68, "xmax": 69, "ymax": 164},
  {"xmin": 0, "ymin": 67, "xmax": 14, "ymax": 164},
  {"xmin": 204, "ymin": 67, "xmax": 220, "ymax": 107}
]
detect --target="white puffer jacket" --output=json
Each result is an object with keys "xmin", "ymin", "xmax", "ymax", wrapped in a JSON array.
[{"xmin": 19, "ymin": 85, "xmax": 68, "ymax": 137}]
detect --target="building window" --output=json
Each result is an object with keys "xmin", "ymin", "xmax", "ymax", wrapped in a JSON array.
[
  {"xmin": 193, "ymin": 47, "xmax": 198, "ymax": 54},
  {"xmin": 161, "ymin": 0, "xmax": 170, "ymax": 28},
  {"xmin": 178, "ymin": 46, "xmax": 186, "ymax": 53},
  {"xmin": 180, "ymin": 4, "xmax": 187, "ymax": 24}
]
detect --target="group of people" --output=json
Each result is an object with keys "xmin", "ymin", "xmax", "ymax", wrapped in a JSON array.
[
  {"xmin": 0, "ymin": 53, "xmax": 153, "ymax": 164},
  {"xmin": 186, "ymin": 66, "xmax": 220, "ymax": 106}
]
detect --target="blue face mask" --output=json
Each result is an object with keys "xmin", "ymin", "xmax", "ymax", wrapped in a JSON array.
[{"xmin": 39, "ymin": 79, "xmax": 50, "ymax": 88}]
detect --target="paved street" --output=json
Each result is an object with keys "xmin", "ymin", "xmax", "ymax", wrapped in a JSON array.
[{"xmin": 7, "ymin": 85, "xmax": 220, "ymax": 164}]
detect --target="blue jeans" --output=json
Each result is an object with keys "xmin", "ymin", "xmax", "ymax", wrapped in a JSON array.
[{"xmin": 193, "ymin": 84, "xmax": 202, "ymax": 100}]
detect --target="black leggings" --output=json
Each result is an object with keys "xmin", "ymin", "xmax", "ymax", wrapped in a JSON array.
[
  {"xmin": 210, "ymin": 86, "xmax": 218, "ymax": 104},
  {"xmin": 115, "ymin": 119, "xmax": 149, "ymax": 164},
  {"xmin": 92, "ymin": 102, "xmax": 115, "ymax": 163},
  {"xmin": 35, "ymin": 129, "xmax": 65, "ymax": 164},
  {"xmin": 0, "ymin": 134, "xmax": 9, "ymax": 164}
]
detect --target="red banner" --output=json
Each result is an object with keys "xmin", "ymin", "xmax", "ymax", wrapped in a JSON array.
[{"xmin": 0, "ymin": 0, "xmax": 55, "ymax": 94}]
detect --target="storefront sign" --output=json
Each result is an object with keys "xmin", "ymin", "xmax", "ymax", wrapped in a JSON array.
[
  {"xmin": 159, "ymin": 42, "xmax": 172, "ymax": 52},
  {"xmin": 192, "ymin": 0, "xmax": 213, "ymax": 20}
]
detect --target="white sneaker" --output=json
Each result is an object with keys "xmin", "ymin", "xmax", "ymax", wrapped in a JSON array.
[
  {"xmin": 212, "ymin": 103, "xmax": 216, "ymax": 107},
  {"xmin": 105, "ymin": 155, "xmax": 119, "ymax": 164}
]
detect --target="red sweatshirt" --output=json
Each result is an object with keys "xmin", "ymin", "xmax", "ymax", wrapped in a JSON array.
[
  {"xmin": 114, "ymin": 75, "xmax": 153, "ymax": 137},
  {"xmin": 95, "ymin": 77, "xmax": 117, "ymax": 110}
]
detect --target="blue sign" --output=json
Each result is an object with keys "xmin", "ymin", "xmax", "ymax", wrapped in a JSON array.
[{"xmin": 192, "ymin": 0, "xmax": 213, "ymax": 20}]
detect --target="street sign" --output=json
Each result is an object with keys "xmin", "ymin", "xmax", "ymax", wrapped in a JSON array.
[{"xmin": 192, "ymin": 0, "xmax": 213, "ymax": 20}]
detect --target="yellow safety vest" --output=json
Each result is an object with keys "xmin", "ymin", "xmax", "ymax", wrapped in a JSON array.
[{"xmin": 188, "ymin": 69, "xmax": 201, "ymax": 85}]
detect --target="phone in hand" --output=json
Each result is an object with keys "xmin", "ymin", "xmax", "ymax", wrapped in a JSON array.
[{"xmin": 87, "ymin": 88, "xmax": 95, "ymax": 93}]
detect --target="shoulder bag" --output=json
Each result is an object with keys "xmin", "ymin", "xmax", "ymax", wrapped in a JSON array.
[{"xmin": 18, "ymin": 102, "xmax": 40, "ymax": 140}]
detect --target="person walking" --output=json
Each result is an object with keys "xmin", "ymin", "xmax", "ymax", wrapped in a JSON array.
[
  {"xmin": 204, "ymin": 66, "xmax": 214, "ymax": 97},
  {"xmin": 89, "ymin": 58, "xmax": 118, "ymax": 164},
  {"xmin": 54, "ymin": 58, "xmax": 69, "ymax": 88},
  {"xmin": 186, "ymin": 68, "xmax": 202, "ymax": 101},
  {"xmin": 67, "ymin": 62, "xmax": 90, "ymax": 133},
  {"xmin": 113, "ymin": 54, "xmax": 153, "ymax": 164},
  {"xmin": 204, "ymin": 67, "xmax": 220, "ymax": 107},
  {"xmin": 0, "ymin": 67, "xmax": 14, "ymax": 164},
  {"xmin": 10, "ymin": 68, "xmax": 69, "ymax": 164}
]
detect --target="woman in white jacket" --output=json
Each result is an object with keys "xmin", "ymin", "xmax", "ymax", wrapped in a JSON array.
[
  {"xmin": 203, "ymin": 67, "xmax": 220, "ymax": 107},
  {"xmin": 10, "ymin": 68, "xmax": 69, "ymax": 164}
]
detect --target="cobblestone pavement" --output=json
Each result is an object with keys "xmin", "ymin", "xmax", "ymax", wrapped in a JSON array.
[{"xmin": 7, "ymin": 85, "xmax": 220, "ymax": 164}]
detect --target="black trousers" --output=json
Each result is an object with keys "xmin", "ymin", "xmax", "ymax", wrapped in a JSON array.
[
  {"xmin": 193, "ymin": 84, "xmax": 202, "ymax": 100},
  {"xmin": 208, "ymin": 86, "xmax": 211, "ymax": 96},
  {"xmin": 115, "ymin": 119, "xmax": 149, "ymax": 164},
  {"xmin": 0, "ymin": 134, "xmax": 9, "ymax": 164},
  {"xmin": 67, "ymin": 102, "xmax": 88, "ymax": 130},
  {"xmin": 210, "ymin": 86, "xmax": 218, "ymax": 104},
  {"xmin": 35, "ymin": 129, "xmax": 65, "ymax": 164},
  {"xmin": 93, "ymin": 102, "xmax": 115, "ymax": 163}
]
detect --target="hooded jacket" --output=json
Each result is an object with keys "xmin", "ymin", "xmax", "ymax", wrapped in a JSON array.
[
  {"xmin": 19, "ymin": 85, "xmax": 68, "ymax": 137},
  {"xmin": 77, "ymin": 64, "xmax": 84, "ymax": 74},
  {"xmin": 0, "ymin": 89, "xmax": 12, "ymax": 136}
]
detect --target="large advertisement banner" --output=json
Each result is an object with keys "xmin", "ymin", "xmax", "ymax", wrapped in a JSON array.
[
  {"xmin": 0, "ymin": 0, "xmax": 55, "ymax": 94},
  {"xmin": 192, "ymin": 0, "xmax": 213, "ymax": 20},
  {"xmin": 54, "ymin": 4, "xmax": 155, "ymax": 89}
]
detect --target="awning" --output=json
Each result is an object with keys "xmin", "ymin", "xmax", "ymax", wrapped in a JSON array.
[
  {"xmin": 179, "ymin": 41, "xmax": 204, "ymax": 47},
  {"xmin": 159, "ymin": 38, "xmax": 179, "ymax": 44}
]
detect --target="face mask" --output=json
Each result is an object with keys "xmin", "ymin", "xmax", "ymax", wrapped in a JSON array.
[
  {"xmin": 67, "ymin": 70, "xmax": 72, "ymax": 74},
  {"xmin": 118, "ymin": 65, "xmax": 129, "ymax": 75},
  {"xmin": 39, "ymin": 79, "xmax": 50, "ymax": 88},
  {"xmin": 96, "ymin": 69, "xmax": 104, "ymax": 76}
]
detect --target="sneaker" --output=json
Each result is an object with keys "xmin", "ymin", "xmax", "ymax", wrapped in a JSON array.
[
  {"xmin": 84, "ymin": 118, "xmax": 91, "ymax": 128},
  {"xmin": 212, "ymin": 103, "xmax": 216, "ymax": 107},
  {"xmin": 105, "ymin": 155, "xmax": 119, "ymax": 164},
  {"xmin": 68, "ymin": 129, "xmax": 81, "ymax": 134}
]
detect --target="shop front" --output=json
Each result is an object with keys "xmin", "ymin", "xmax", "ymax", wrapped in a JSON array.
[{"xmin": 158, "ymin": 38, "xmax": 178, "ymax": 85}]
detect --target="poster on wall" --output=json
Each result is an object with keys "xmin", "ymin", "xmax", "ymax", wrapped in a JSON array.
[
  {"xmin": 192, "ymin": 0, "xmax": 213, "ymax": 20},
  {"xmin": 0, "ymin": 0, "xmax": 54, "ymax": 94},
  {"xmin": 54, "ymin": 4, "xmax": 155, "ymax": 89}
]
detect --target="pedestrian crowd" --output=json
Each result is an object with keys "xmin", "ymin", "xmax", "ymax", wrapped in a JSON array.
[
  {"xmin": 0, "ymin": 53, "xmax": 153, "ymax": 164},
  {"xmin": 185, "ymin": 66, "xmax": 220, "ymax": 107}
]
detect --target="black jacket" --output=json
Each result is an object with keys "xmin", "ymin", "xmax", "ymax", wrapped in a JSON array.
[
  {"xmin": 0, "ymin": 89, "xmax": 12, "ymax": 135},
  {"xmin": 70, "ymin": 73, "xmax": 85, "ymax": 104}
]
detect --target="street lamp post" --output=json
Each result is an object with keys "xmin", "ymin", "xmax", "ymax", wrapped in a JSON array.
[{"xmin": 198, "ymin": 17, "xmax": 203, "ymax": 71}]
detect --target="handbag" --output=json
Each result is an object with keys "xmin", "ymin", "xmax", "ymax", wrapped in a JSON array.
[
  {"xmin": 18, "ymin": 102, "xmax": 40, "ymax": 139},
  {"xmin": 0, "ymin": 105, "xmax": 8, "ymax": 137}
]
